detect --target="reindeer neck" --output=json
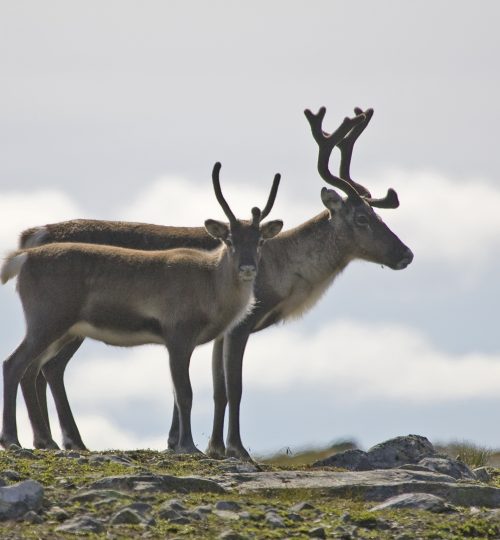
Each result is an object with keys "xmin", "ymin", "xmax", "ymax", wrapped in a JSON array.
[{"xmin": 263, "ymin": 210, "xmax": 352, "ymax": 284}]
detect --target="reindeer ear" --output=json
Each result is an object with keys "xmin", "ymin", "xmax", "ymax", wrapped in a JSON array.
[
  {"xmin": 321, "ymin": 187, "xmax": 343, "ymax": 214},
  {"xmin": 204, "ymin": 219, "xmax": 230, "ymax": 240},
  {"xmin": 260, "ymin": 220, "xmax": 283, "ymax": 240}
]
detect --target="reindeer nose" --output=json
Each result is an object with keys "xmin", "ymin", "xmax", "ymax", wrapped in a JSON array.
[
  {"xmin": 239, "ymin": 265, "xmax": 257, "ymax": 281},
  {"xmin": 396, "ymin": 248, "xmax": 414, "ymax": 270}
]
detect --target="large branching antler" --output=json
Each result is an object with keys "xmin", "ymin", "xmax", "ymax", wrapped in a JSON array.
[{"xmin": 304, "ymin": 107, "xmax": 399, "ymax": 209}]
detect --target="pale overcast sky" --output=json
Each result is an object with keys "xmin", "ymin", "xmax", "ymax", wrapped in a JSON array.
[{"xmin": 1, "ymin": 1, "xmax": 499, "ymax": 454}]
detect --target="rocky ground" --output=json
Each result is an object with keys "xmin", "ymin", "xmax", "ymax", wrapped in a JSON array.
[{"xmin": 1, "ymin": 435, "xmax": 500, "ymax": 539}]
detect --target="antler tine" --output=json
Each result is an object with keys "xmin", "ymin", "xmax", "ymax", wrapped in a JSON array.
[
  {"xmin": 365, "ymin": 188, "xmax": 400, "ymax": 209},
  {"xmin": 259, "ymin": 173, "xmax": 281, "ymax": 221},
  {"xmin": 304, "ymin": 107, "xmax": 366, "ymax": 151},
  {"xmin": 212, "ymin": 162, "xmax": 237, "ymax": 224},
  {"xmin": 336, "ymin": 107, "xmax": 374, "ymax": 198}
]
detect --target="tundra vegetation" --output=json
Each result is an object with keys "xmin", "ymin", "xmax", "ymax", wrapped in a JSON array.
[{"xmin": 0, "ymin": 441, "xmax": 499, "ymax": 539}]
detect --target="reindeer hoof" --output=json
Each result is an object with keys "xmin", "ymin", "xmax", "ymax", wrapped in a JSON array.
[
  {"xmin": 225, "ymin": 445, "xmax": 254, "ymax": 462},
  {"xmin": 205, "ymin": 443, "xmax": 226, "ymax": 460},
  {"xmin": 34, "ymin": 438, "xmax": 60, "ymax": 450}
]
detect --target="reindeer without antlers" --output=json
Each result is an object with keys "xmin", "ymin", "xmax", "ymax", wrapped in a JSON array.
[
  {"xmin": 0, "ymin": 163, "xmax": 283, "ymax": 452},
  {"xmin": 12, "ymin": 107, "xmax": 413, "ymax": 459}
]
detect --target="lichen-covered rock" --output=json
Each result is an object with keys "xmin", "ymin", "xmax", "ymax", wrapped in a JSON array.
[
  {"xmin": 370, "ymin": 492, "xmax": 455, "ymax": 513},
  {"xmin": 366, "ymin": 435, "xmax": 435, "ymax": 469},
  {"xmin": 313, "ymin": 434, "xmax": 436, "ymax": 470},
  {"xmin": 473, "ymin": 467, "xmax": 492, "ymax": 483},
  {"xmin": 110, "ymin": 507, "xmax": 145, "ymax": 525},
  {"xmin": 417, "ymin": 457, "xmax": 476, "ymax": 480},
  {"xmin": 88, "ymin": 473, "xmax": 224, "ymax": 493},
  {"xmin": 0, "ymin": 480, "xmax": 44, "ymax": 520},
  {"xmin": 55, "ymin": 515, "xmax": 105, "ymax": 533},
  {"xmin": 265, "ymin": 511, "xmax": 285, "ymax": 528},
  {"xmin": 308, "ymin": 526, "xmax": 327, "ymax": 538},
  {"xmin": 290, "ymin": 501, "xmax": 316, "ymax": 512},
  {"xmin": 215, "ymin": 500, "xmax": 242, "ymax": 512},
  {"xmin": 219, "ymin": 531, "xmax": 248, "ymax": 540}
]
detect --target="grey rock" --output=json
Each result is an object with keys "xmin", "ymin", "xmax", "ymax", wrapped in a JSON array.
[
  {"xmin": 194, "ymin": 504, "xmax": 212, "ymax": 514},
  {"xmin": 418, "ymin": 457, "xmax": 475, "ymax": 480},
  {"xmin": 214, "ymin": 509, "xmax": 240, "ymax": 520},
  {"xmin": 160, "ymin": 498, "xmax": 187, "ymax": 512},
  {"xmin": 55, "ymin": 450, "xmax": 81, "ymax": 459},
  {"xmin": 188, "ymin": 510, "xmax": 205, "ymax": 520},
  {"xmin": 170, "ymin": 515, "xmax": 191, "ymax": 524},
  {"xmin": 474, "ymin": 467, "xmax": 492, "ymax": 483},
  {"xmin": 12, "ymin": 448, "xmax": 38, "ymax": 460},
  {"xmin": 22, "ymin": 510, "xmax": 43, "ymax": 524},
  {"xmin": 56, "ymin": 515, "xmax": 105, "ymax": 533},
  {"xmin": 0, "ymin": 479, "xmax": 44, "ymax": 520},
  {"xmin": 314, "ymin": 435, "xmax": 436, "ymax": 470},
  {"xmin": 370, "ymin": 492, "xmax": 455, "ymax": 513},
  {"xmin": 366, "ymin": 434, "xmax": 435, "ymax": 469},
  {"xmin": 88, "ymin": 474, "xmax": 224, "ymax": 493},
  {"xmin": 219, "ymin": 461, "xmax": 260, "ymax": 474},
  {"xmin": 314, "ymin": 448, "xmax": 372, "ymax": 470},
  {"xmin": 125, "ymin": 502, "xmax": 153, "ymax": 514},
  {"xmin": 308, "ymin": 526, "xmax": 327, "ymax": 539},
  {"xmin": 1, "ymin": 470, "xmax": 21, "ymax": 482},
  {"xmin": 233, "ymin": 468, "xmax": 500, "ymax": 508},
  {"xmin": 287, "ymin": 512, "xmax": 304, "ymax": 521},
  {"xmin": 157, "ymin": 508, "xmax": 184, "ymax": 521},
  {"xmin": 238, "ymin": 511, "xmax": 252, "ymax": 520},
  {"xmin": 46, "ymin": 506, "xmax": 70, "ymax": 522},
  {"xmin": 219, "ymin": 531, "xmax": 248, "ymax": 540},
  {"xmin": 70, "ymin": 489, "xmax": 129, "ymax": 503},
  {"xmin": 215, "ymin": 500, "xmax": 242, "ymax": 512},
  {"xmin": 110, "ymin": 508, "xmax": 145, "ymax": 525},
  {"xmin": 290, "ymin": 501, "xmax": 316, "ymax": 512},
  {"xmin": 265, "ymin": 511, "xmax": 285, "ymax": 528},
  {"xmin": 398, "ymin": 463, "xmax": 437, "ymax": 473}
]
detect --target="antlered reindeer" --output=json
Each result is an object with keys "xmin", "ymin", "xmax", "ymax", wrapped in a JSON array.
[
  {"xmin": 14, "ymin": 107, "xmax": 413, "ymax": 460},
  {"xmin": 0, "ymin": 163, "xmax": 283, "ymax": 452}
]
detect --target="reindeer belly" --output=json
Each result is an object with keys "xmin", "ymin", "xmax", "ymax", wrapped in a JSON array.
[{"xmin": 69, "ymin": 316, "xmax": 165, "ymax": 347}]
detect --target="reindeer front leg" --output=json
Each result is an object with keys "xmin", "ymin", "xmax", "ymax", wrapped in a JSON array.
[
  {"xmin": 223, "ymin": 324, "xmax": 253, "ymax": 461},
  {"xmin": 206, "ymin": 337, "xmax": 226, "ymax": 459},
  {"xmin": 167, "ymin": 341, "xmax": 201, "ymax": 454}
]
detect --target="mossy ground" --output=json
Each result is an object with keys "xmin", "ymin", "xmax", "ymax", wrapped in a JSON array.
[{"xmin": 0, "ymin": 449, "xmax": 499, "ymax": 539}]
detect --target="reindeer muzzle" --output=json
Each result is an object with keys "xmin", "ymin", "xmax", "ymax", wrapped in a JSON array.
[{"xmin": 238, "ymin": 265, "xmax": 257, "ymax": 281}]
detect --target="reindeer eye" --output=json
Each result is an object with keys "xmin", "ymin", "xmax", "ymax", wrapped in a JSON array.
[{"xmin": 355, "ymin": 214, "xmax": 369, "ymax": 226}]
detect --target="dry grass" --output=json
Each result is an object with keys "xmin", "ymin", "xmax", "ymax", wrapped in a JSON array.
[{"xmin": 436, "ymin": 440, "xmax": 493, "ymax": 468}]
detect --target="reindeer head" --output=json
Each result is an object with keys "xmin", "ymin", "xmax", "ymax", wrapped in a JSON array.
[
  {"xmin": 205, "ymin": 163, "xmax": 283, "ymax": 281},
  {"xmin": 305, "ymin": 106, "xmax": 413, "ymax": 270}
]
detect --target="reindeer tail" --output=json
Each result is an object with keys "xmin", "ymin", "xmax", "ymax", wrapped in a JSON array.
[{"xmin": 1, "ymin": 252, "xmax": 28, "ymax": 284}]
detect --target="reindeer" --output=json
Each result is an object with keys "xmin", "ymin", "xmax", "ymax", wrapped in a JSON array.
[
  {"xmin": 0, "ymin": 163, "xmax": 283, "ymax": 452},
  {"xmin": 13, "ymin": 107, "xmax": 413, "ymax": 460}
]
